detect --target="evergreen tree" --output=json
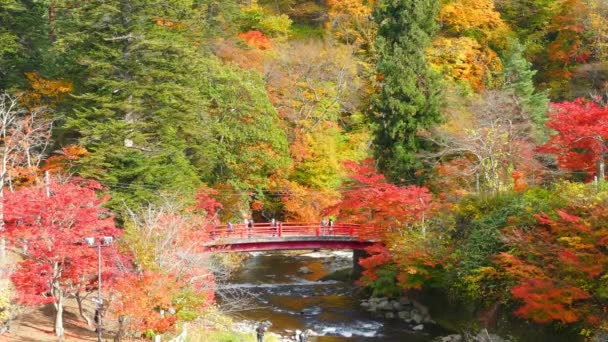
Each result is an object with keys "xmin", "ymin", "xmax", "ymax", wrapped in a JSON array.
[
  {"xmin": 370, "ymin": 0, "xmax": 443, "ymax": 182},
  {"xmin": 0, "ymin": 0, "xmax": 49, "ymax": 89},
  {"xmin": 56, "ymin": 0, "xmax": 289, "ymax": 209},
  {"xmin": 503, "ymin": 40, "xmax": 549, "ymax": 142}
]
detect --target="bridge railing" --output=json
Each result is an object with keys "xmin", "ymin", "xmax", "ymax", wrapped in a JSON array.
[{"xmin": 209, "ymin": 222, "xmax": 362, "ymax": 240}]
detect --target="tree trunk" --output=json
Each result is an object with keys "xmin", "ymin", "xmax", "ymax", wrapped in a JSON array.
[
  {"xmin": 75, "ymin": 292, "xmax": 92, "ymax": 326},
  {"xmin": 114, "ymin": 315, "xmax": 126, "ymax": 342},
  {"xmin": 598, "ymin": 155, "xmax": 606, "ymax": 183},
  {"xmin": 52, "ymin": 261, "xmax": 64, "ymax": 341},
  {"xmin": 54, "ymin": 295, "xmax": 64, "ymax": 341}
]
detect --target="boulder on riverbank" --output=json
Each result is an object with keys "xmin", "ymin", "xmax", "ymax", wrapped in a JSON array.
[
  {"xmin": 319, "ymin": 267, "xmax": 353, "ymax": 281},
  {"xmin": 298, "ymin": 266, "xmax": 312, "ymax": 274},
  {"xmin": 434, "ymin": 329, "xmax": 511, "ymax": 342},
  {"xmin": 361, "ymin": 296, "xmax": 435, "ymax": 329}
]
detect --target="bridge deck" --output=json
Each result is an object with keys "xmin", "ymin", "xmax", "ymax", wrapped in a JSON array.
[{"xmin": 205, "ymin": 222, "xmax": 373, "ymax": 252}]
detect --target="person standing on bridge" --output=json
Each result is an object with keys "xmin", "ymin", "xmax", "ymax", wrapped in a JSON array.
[
  {"xmin": 271, "ymin": 218, "xmax": 277, "ymax": 237},
  {"xmin": 227, "ymin": 221, "xmax": 233, "ymax": 235},
  {"xmin": 247, "ymin": 218, "xmax": 254, "ymax": 237},
  {"xmin": 329, "ymin": 218, "xmax": 334, "ymax": 235},
  {"xmin": 321, "ymin": 218, "xmax": 327, "ymax": 236}
]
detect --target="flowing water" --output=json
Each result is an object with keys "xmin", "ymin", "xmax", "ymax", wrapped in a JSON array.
[{"xmin": 221, "ymin": 251, "xmax": 446, "ymax": 341}]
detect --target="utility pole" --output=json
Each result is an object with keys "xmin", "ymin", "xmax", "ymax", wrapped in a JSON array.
[
  {"xmin": 85, "ymin": 236, "xmax": 113, "ymax": 342},
  {"xmin": 45, "ymin": 171, "xmax": 51, "ymax": 197}
]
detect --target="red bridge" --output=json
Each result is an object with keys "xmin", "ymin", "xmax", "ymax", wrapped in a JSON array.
[{"xmin": 205, "ymin": 222, "xmax": 374, "ymax": 252}]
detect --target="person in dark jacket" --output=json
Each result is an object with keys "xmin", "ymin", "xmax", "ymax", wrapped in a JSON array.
[{"xmin": 256, "ymin": 323, "xmax": 267, "ymax": 342}]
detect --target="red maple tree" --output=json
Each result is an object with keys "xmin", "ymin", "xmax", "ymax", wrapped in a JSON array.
[
  {"xmin": 539, "ymin": 98, "xmax": 608, "ymax": 180},
  {"xmin": 326, "ymin": 159, "xmax": 432, "ymax": 240},
  {"xmin": 4, "ymin": 179, "xmax": 121, "ymax": 340},
  {"xmin": 327, "ymin": 159, "xmax": 442, "ymax": 290},
  {"xmin": 497, "ymin": 206, "xmax": 608, "ymax": 325}
]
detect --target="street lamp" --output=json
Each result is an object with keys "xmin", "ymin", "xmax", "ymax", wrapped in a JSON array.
[{"xmin": 85, "ymin": 236, "xmax": 113, "ymax": 342}]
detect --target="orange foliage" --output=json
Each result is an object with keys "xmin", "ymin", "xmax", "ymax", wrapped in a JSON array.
[
  {"xmin": 192, "ymin": 185, "xmax": 223, "ymax": 220},
  {"xmin": 440, "ymin": 0, "xmax": 509, "ymax": 42},
  {"xmin": 328, "ymin": 160, "xmax": 446, "ymax": 290},
  {"xmin": 326, "ymin": 159, "xmax": 433, "ymax": 241},
  {"xmin": 512, "ymin": 170, "xmax": 527, "ymax": 192},
  {"xmin": 238, "ymin": 30, "xmax": 272, "ymax": 50},
  {"xmin": 279, "ymin": 179, "xmax": 341, "ymax": 221},
  {"xmin": 215, "ymin": 40, "xmax": 266, "ymax": 72},
  {"xmin": 510, "ymin": 279, "xmax": 590, "ymax": 323},
  {"xmin": 43, "ymin": 145, "xmax": 89, "ymax": 174},
  {"xmin": 251, "ymin": 199, "xmax": 264, "ymax": 211},
  {"xmin": 212, "ymin": 183, "xmax": 248, "ymax": 222},
  {"xmin": 8, "ymin": 166, "xmax": 39, "ymax": 188},
  {"xmin": 358, "ymin": 244, "xmax": 392, "ymax": 283},
  {"xmin": 21, "ymin": 72, "xmax": 72, "ymax": 109},
  {"xmin": 111, "ymin": 272, "xmax": 182, "ymax": 335},
  {"xmin": 153, "ymin": 17, "xmax": 185, "ymax": 30}
]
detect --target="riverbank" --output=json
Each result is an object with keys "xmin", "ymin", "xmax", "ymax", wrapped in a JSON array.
[
  {"xmin": 219, "ymin": 250, "xmax": 442, "ymax": 341},
  {"xmin": 217, "ymin": 250, "xmax": 592, "ymax": 342}
]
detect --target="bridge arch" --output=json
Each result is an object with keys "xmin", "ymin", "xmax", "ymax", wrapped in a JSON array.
[{"xmin": 205, "ymin": 222, "xmax": 374, "ymax": 277}]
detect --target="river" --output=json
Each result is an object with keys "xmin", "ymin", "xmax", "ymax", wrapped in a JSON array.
[{"xmin": 221, "ymin": 250, "xmax": 446, "ymax": 341}]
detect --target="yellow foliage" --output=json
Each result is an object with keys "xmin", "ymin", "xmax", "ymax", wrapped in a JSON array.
[
  {"xmin": 279, "ymin": 179, "xmax": 341, "ymax": 221},
  {"xmin": 326, "ymin": 0, "xmax": 376, "ymax": 49},
  {"xmin": 21, "ymin": 72, "xmax": 73, "ymax": 109},
  {"xmin": 440, "ymin": 0, "xmax": 510, "ymax": 48},
  {"xmin": 587, "ymin": 0, "xmax": 608, "ymax": 61},
  {"xmin": 427, "ymin": 36, "xmax": 503, "ymax": 91}
]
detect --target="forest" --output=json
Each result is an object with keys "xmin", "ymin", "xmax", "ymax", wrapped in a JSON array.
[{"xmin": 0, "ymin": 0, "xmax": 607, "ymax": 341}]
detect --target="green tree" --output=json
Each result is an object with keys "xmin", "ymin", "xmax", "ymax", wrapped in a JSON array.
[
  {"xmin": 56, "ymin": 0, "xmax": 290, "ymax": 209},
  {"xmin": 370, "ymin": 0, "xmax": 443, "ymax": 182},
  {"xmin": 502, "ymin": 40, "xmax": 549, "ymax": 141},
  {"xmin": 0, "ymin": 0, "xmax": 49, "ymax": 89},
  {"xmin": 54, "ymin": 0, "xmax": 210, "ymax": 208},
  {"xmin": 496, "ymin": 0, "xmax": 559, "ymax": 45},
  {"xmin": 196, "ymin": 59, "xmax": 291, "ymax": 190}
]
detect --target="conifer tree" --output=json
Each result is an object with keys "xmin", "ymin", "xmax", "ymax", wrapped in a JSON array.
[
  {"xmin": 55, "ymin": 0, "xmax": 208, "ymax": 208},
  {"xmin": 0, "ymin": 0, "xmax": 49, "ymax": 89},
  {"xmin": 57, "ymin": 0, "xmax": 290, "ymax": 208},
  {"xmin": 503, "ymin": 40, "xmax": 549, "ymax": 142},
  {"xmin": 370, "ymin": 0, "xmax": 443, "ymax": 182}
]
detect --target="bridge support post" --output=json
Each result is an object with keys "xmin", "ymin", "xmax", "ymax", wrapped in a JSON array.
[{"xmin": 352, "ymin": 249, "xmax": 369, "ymax": 279}]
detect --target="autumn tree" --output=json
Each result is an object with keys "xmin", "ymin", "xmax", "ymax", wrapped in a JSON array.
[
  {"xmin": 116, "ymin": 198, "xmax": 217, "ymax": 338},
  {"xmin": 326, "ymin": 0, "xmax": 376, "ymax": 51},
  {"xmin": 111, "ymin": 272, "xmax": 185, "ymax": 337},
  {"xmin": 266, "ymin": 41, "xmax": 369, "ymax": 219},
  {"xmin": 430, "ymin": 90, "xmax": 544, "ymax": 195},
  {"xmin": 440, "ymin": 0, "xmax": 510, "ymax": 49},
  {"xmin": 586, "ymin": 0, "xmax": 608, "ymax": 62},
  {"xmin": 497, "ymin": 200, "xmax": 608, "ymax": 326},
  {"xmin": 327, "ymin": 159, "xmax": 445, "ymax": 291},
  {"xmin": 427, "ymin": 36, "xmax": 503, "ymax": 91},
  {"xmin": 370, "ymin": 0, "xmax": 443, "ymax": 182},
  {"xmin": 539, "ymin": 98, "xmax": 608, "ymax": 181},
  {"xmin": 5, "ymin": 179, "xmax": 121, "ymax": 340},
  {"xmin": 0, "ymin": 93, "xmax": 53, "ymax": 261},
  {"xmin": 0, "ymin": 93, "xmax": 53, "ymax": 192}
]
